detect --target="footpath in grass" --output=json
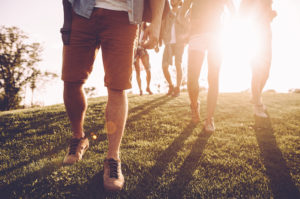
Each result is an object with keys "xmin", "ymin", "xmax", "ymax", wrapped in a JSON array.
[{"xmin": 0, "ymin": 92, "xmax": 299, "ymax": 198}]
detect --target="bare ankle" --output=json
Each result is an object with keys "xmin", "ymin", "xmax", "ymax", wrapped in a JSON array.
[
  {"xmin": 206, "ymin": 117, "xmax": 214, "ymax": 123},
  {"xmin": 106, "ymin": 153, "xmax": 120, "ymax": 161},
  {"xmin": 72, "ymin": 132, "xmax": 85, "ymax": 139}
]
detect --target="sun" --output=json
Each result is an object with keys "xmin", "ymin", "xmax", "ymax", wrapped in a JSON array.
[
  {"xmin": 216, "ymin": 7, "xmax": 268, "ymax": 92},
  {"xmin": 221, "ymin": 17, "xmax": 263, "ymax": 67}
]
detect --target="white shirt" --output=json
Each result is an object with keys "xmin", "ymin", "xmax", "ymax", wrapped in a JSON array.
[{"xmin": 95, "ymin": 0, "xmax": 128, "ymax": 12}]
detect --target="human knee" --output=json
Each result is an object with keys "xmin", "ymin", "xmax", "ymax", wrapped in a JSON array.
[
  {"xmin": 108, "ymin": 88, "xmax": 125, "ymax": 95},
  {"xmin": 136, "ymin": 72, "xmax": 141, "ymax": 78},
  {"xmin": 187, "ymin": 77, "xmax": 198, "ymax": 88},
  {"xmin": 145, "ymin": 68, "xmax": 151, "ymax": 74},
  {"xmin": 175, "ymin": 59, "xmax": 182, "ymax": 69},
  {"xmin": 175, "ymin": 65, "xmax": 183, "ymax": 74},
  {"xmin": 208, "ymin": 72, "xmax": 219, "ymax": 83},
  {"xmin": 162, "ymin": 63, "xmax": 169, "ymax": 70},
  {"xmin": 64, "ymin": 81, "xmax": 84, "ymax": 90}
]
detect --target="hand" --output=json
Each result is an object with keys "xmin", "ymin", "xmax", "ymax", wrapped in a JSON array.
[
  {"xmin": 60, "ymin": 29, "xmax": 71, "ymax": 45},
  {"xmin": 141, "ymin": 22, "xmax": 160, "ymax": 49}
]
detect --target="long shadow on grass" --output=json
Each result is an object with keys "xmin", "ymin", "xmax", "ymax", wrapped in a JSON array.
[
  {"xmin": 128, "ymin": 95, "xmax": 170, "ymax": 114},
  {"xmin": 0, "ymin": 111, "xmax": 69, "ymax": 145},
  {"xmin": 0, "ymin": 101, "xmax": 107, "ymax": 177},
  {"xmin": 128, "ymin": 95, "xmax": 168, "ymax": 112},
  {"xmin": 0, "ymin": 160, "xmax": 62, "ymax": 199},
  {"xmin": 0, "ymin": 101, "xmax": 107, "ymax": 145},
  {"xmin": 167, "ymin": 129, "xmax": 212, "ymax": 198},
  {"xmin": 0, "ymin": 142, "xmax": 66, "ymax": 177},
  {"xmin": 0, "ymin": 113, "xmax": 69, "ymax": 177},
  {"xmin": 127, "ymin": 122, "xmax": 197, "ymax": 198},
  {"xmin": 127, "ymin": 95, "xmax": 173, "ymax": 124},
  {"xmin": 254, "ymin": 116, "xmax": 300, "ymax": 199}
]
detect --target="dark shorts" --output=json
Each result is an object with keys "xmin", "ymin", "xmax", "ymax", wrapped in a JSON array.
[
  {"xmin": 62, "ymin": 8, "xmax": 137, "ymax": 90},
  {"xmin": 162, "ymin": 43, "xmax": 185, "ymax": 66},
  {"xmin": 135, "ymin": 47, "xmax": 148, "ymax": 58}
]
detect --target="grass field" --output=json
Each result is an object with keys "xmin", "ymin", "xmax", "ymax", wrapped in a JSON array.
[{"xmin": 0, "ymin": 92, "xmax": 299, "ymax": 199}]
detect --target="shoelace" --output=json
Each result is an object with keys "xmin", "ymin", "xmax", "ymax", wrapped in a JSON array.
[
  {"xmin": 68, "ymin": 138, "xmax": 81, "ymax": 155},
  {"xmin": 108, "ymin": 159, "xmax": 119, "ymax": 179}
]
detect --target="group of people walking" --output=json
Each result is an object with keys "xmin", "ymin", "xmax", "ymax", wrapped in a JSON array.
[
  {"xmin": 135, "ymin": 0, "xmax": 276, "ymax": 131},
  {"xmin": 60, "ymin": 0, "xmax": 276, "ymax": 192}
]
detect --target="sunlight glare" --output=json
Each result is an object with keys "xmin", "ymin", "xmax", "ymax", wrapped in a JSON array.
[{"xmin": 221, "ymin": 17, "xmax": 263, "ymax": 65}]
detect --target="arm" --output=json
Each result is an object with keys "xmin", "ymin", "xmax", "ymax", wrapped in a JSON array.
[
  {"xmin": 60, "ymin": 0, "xmax": 72, "ymax": 45},
  {"xmin": 142, "ymin": 0, "xmax": 165, "ymax": 49},
  {"xmin": 179, "ymin": 0, "xmax": 193, "ymax": 19}
]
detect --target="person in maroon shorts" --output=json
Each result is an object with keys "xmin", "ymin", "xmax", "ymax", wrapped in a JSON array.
[{"xmin": 60, "ymin": 0, "xmax": 165, "ymax": 191}]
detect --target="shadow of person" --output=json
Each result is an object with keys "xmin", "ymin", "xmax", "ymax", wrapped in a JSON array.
[
  {"xmin": 79, "ymin": 170, "xmax": 114, "ymax": 199},
  {"xmin": 127, "ymin": 95, "xmax": 172, "ymax": 124},
  {"xmin": 128, "ymin": 122, "xmax": 197, "ymax": 198},
  {"xmin": 254, "ymin": 116, "xmax": 300, "ymax": 199},
  {"xmin": 0, "ymin": 160, "xmax": 63, "ymax": 198},
  {"xmin": 168, "ymin": 129, "xmax": 212, "ymax": 198}
]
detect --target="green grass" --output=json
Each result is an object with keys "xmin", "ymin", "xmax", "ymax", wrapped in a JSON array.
[{"xmin": 0, "ymin": 92, "xmax": 299, "ymax": 199}]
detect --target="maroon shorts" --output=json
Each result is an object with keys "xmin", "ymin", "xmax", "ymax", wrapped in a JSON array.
[{"xmin": 62, "ymin": 8, "xmax": 137, "ymax": 90}]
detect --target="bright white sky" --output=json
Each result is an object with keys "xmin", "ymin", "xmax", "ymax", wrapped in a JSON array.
[{"xmin": 0, "ymin": 0, "xmax": 300, "ymax": 106}]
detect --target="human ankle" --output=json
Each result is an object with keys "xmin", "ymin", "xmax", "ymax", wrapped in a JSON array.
[
  {"xmin": 191, "ymin": 102, "xmax": 199, "ymax": 108},
  {"xmin": 106, "ymin": 153, "xmax": 120, "ymax": 161},
  {"xmin": 206, "ymin": 117, "xmax": 214, "ymax": 123},
  {"xmin": 72, "ymin": 132, "xmax": 85, "ymax": 139}
]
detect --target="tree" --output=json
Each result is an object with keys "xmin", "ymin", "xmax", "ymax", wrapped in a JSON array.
[
  {"xmin": 0, "ymin": 26, "xmax": 43, "ymax": 110},
  {"xmin": 84, "ymin": 86, "xmax": 97, "ymax": 98},
  {"xmin": 29, "ymin": 71, "xmax": 58, "ymax": 107}
]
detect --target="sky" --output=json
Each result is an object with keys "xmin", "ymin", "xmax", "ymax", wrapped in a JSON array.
[{"xmin": 0, "ymin": 0, "xmax": 300, "ymax": 106}]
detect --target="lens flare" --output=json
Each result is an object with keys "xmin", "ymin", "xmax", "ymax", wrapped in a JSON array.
[{"xmin": 90, "ymin": 132, "xmax": 97, "ymax": 140}]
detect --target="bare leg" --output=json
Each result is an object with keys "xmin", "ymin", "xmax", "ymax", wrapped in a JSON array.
[
  {"xmin": 64, "ymin": 81, "xmax": 86, "ymax": 139},
  {"xmin": 251, "ymin": 38, "xmax": 272, "ymax": 105},
  {"xmin": 175, "ymin": 63, "xmax": 182, "ymax": 88},
  {"xmin": 174, "ymin": 45, "xmax": 184, "ymax": 89},
  {"xmin": 172, "ymin": 61, "xmax": 183, "ymax": 97},
  {"xmin": 145, "ymin": 68, "xmax": 153, "ymax": 94},
  {"xmin": 162, "ymin": 46, "xmax": 173, "ymax": 90},
  {"xmin": 251, "ymin": 28, "xmax": 272, "ymax": 108},
  {"xmin": 206, "ymin": 49, "xmax": 221, "ymax": 120},
  {"xmin": 251, "ymin": 68, "xmax": 263, "ymax": 105},
  {"xmin": 162, "ymin": 63, "xmax": 173, "ymax": 87},
  {"xmin": 251, "ymin": 58, "xmax": 271, "ymax": 105},
  {"xmin": 141, "ymin": 54, "xmax": 152, "ymax": 94},
  {"xmin": 188, "ymin": 49, "xmax": 205, "ymax": 123},
  {"xmin": 187, "ymin": 50, "xmax": 205, "ymax": 108},
  {"xmin": 251, "ymin": 60, "xmax": 270, "ymax": 118},
  {"xmin": 134, "ymin": 58, "xmax": 143, "ymax": 95},
  {"xmin": 105, "ymin": 88, "xmax": 128, "ymax": 160}
]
